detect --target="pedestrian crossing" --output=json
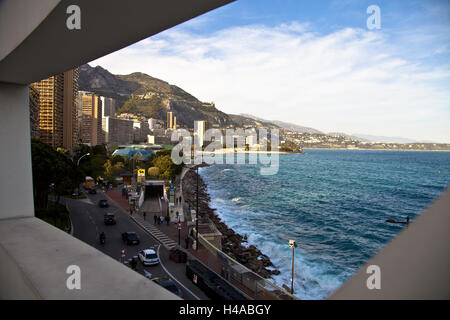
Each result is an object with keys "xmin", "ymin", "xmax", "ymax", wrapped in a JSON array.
[
  {"xmin": 103, "ymin": 191, "xmax": 178, "ymax": 250},
  {"xmin": 132, "ymin": 215, "xmax": 177, "ymax": 250},
  {"xmin": 79, "ymin": 198, "xmax": 94, "ymax": 205}
]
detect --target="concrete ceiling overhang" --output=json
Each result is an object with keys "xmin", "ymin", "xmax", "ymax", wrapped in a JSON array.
[{"xmin": 0, "ymin": 0, "xmax": 235, "ymax": 85}]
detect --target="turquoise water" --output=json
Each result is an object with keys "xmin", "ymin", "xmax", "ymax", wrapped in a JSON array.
[{"xmin": 199, "ymin": 150, "xmax": 450, "ymax": 299}]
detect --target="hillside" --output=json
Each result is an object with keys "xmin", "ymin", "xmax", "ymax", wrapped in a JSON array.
[
  {"xmin": 240, "ymin": 114, "xmax": 322, "ymax": 134},
  {"xmin": 228, "ymin": 114, "xmax": 278, "ymax": 129},
  {"xmin": 78, "ymin": 64, "xmax": 140, "ymax": 105},
  {"xmin": 79, "ymin": 64, "xmax": 244, "ymax": 128}
]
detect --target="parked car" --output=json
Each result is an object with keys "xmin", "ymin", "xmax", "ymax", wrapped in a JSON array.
[
  {"xmin": 71, "ymin": 191, "xmax": 80, "ymax": 199},
  {"xmin": 121, "ymin": 232, "xmax": 140, "ymax": 245},
  {"xmin": 104, "ymin": 213, "xmax": 116, "ymax": 225},
  {"xmin": 98, "ymin": 199, "xmax": 109, "ymax": 208},
  {"xmin": 138, "ymin": 249, "xmax": 159, "ymax": 266},
  {"xmin": 152, "ymin": 277, "xmax": 183, "ymax": 299},
  {"xmin": 88, "ymin": 188, "xmax": 97, "ymax": 194}
]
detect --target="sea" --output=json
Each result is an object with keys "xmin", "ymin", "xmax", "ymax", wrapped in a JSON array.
[{"xmin": 198, "ymin": 149, "xmax": 450, "ymax": 299}]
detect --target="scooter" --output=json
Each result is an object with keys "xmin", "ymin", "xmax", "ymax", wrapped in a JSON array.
[{"xmin": 100, "ymin": 233, "xmax": 106, "ymax": 244}]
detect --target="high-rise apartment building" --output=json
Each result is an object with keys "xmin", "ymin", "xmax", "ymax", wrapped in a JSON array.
[
  {"xmin": 102, "ymin": 116, "xmax": 133, "ymax": 145},
  {"xmin": 167, "ymin": 111, "xmax": 173, "ymax": 129},
  {"xmin": 133, "ymin": 121, "xmax": 150, "ymax": 142},
  {"xmin": 31, "ymin": 69, "xmax": 79, "ymax": 151},
  {"xmin": 29, "ymin": 85, "xmax": 40, "ymax": 140},
  {"xmin": 194, "ymin": 120, "xmax": 206, "ymax": 148},
  {"xmin": 100, "ymin": 96, "xmax": 116, "ymax": 118},
  {"xmin": 148, "ymin": 118, "xmax": 157, "ymax": 130},
  {"xmin": 79, "ymin": 92, "xmax": 104, "ymax": 146},
  {"xmin": 63, "ymin": 69, "xmax": 79, "ymax": 151}
]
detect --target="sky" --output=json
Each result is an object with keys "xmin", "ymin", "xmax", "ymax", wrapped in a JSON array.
[{"xmin": 90, "ymin": 0, "xmax": 450, "ymax": 143}]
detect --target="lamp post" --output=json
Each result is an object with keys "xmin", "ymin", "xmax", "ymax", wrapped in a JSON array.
[
  {"xmin": 75, "ymin": 152, "xmax": 90, "ymax": 194},
  {"xmin": 196, "ymin": 165, "xmax": 199, "ymax": 250},
  {"xmin": 289, "ymin": 240, "xmax": 297, "ymax": 295},
  {"xmin": 77, "ymin": 152, "xmax": 90, "ymax": 166}
]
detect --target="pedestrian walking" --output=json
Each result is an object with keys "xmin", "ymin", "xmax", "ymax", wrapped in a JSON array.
[
  {"xmin": 143, "ymin": 211, "xmax": 146, "ymax": 220},
  {"xmin": 165, "ymin": 215, "xmax": 170, "ymax": 226},
  {"xmin": 159, "ymin": 215, "xmax": 164, "ymax": 225},
  {"xmin": 153, "ymin": 214, "xmax": 157, "ymax": 224},
  {"xmin": 130, "ymin": 257, "xmax": 137, "ymax": 270},
  {"xmin": 185, "ymin": 235, "xmax": 189, "ymax": 249},
  {"xmin": 129, "ymin": 208, "xmax": 132, "ymax": 215}
]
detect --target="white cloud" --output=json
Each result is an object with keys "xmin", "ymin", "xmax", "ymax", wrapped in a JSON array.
[{"xmin": 90, "ymin": 22, "xmax": 450, "ymax": 143}]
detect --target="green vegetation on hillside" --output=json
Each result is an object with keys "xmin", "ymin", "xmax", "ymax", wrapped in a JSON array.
[{"xmin": 117, "ymin": 96, "xmax": 165, "ymax": 119}]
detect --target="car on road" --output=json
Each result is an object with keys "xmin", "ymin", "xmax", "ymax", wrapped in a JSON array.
[
  {"xmin": 138, "ymin": 249, "xmax": 159, "ymax": 266},
  {"xmin": 122, "ymin": 232, "xmax": 140, "ymax": 245},
  {"xmin": 88, "ymin": 188, "xmax": 97, "ymax": 194},
  {"xmin": 104, "ymin": 213, "xmax": 116, "ymax": 225},
  {"xmin": 98, "ymin": 199, "xmax": 109, "ymax": 208},
  {"xmin": 152, "ymin": 277, "xmax": 183, "ymax": 299},
  {"xmin": 71, "ymin": 191, "xmax": 80, "ymax": 199}
]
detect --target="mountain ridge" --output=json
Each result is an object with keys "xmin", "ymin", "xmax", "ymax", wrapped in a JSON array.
[
  {"xmin": 80, "ymin": 64, "xmax": 244, "ymax": 128},
  {"xmin": 79, "ymin": 64, "xmax": 437, "ymax": 143}
]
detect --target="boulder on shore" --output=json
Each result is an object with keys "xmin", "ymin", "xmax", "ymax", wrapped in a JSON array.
[{"xmin": 182, "ymin": 166, "xmax": 281, "ymax": 279}]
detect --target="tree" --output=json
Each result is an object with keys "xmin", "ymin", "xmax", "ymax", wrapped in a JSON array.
[
  {"xmin": 147, "ymin": 167, "xmax": 160, "ymax": 179},
  {"xmin": 31, "ymin": 139, "xmax": 82, "ymax": 209},
  {"xmin": 90, "ymin": 154, "xmax": 108, "ymax": 178},
  {"xmin": 156, "ymin": 148, "xmax": 173, "ymax": 157},
  {"xmin": 73, "ymin": 144, "xmax": 108, "ymax": 180},
  {"xmin": 92, "ymin": 144, "xmax": 107, "ymax": 157},
  {"xmin": 104, "ymin": 160, "xmax": 125, "ymax": 183},
  {"xmin": 152, "ymin": 154, "xmax": 182, "ymax": 181}
]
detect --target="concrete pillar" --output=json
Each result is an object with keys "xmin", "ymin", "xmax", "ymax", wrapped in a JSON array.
[{"xmin": 0, "ymin": 82, "xmax": 34, "ymax": 219}]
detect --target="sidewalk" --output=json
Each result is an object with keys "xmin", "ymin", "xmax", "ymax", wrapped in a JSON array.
[
  {"xmin": 104, "ymin": 188, "xmax": 209, "ymax": 300},
  {"xmin": 105, "ymin": 175, "xmax": 295, "ymax": 300},
  {"xmin": 105, "ymin": 187, "xmax": 276, "ymax": 300},
  {"xmin": 105, "ymin": 189, "xmax": 248, "ymax": 295}
]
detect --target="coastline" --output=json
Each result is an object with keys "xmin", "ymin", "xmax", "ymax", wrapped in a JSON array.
[
  {"xmin": 181, "ymin": 165, "xmax": 281, "ymax": 279},
  {"xmin": 201, "ymin": 150, "xmax": 304, "ymax": 155},
  {"xmin": 304, "ymin": 147, "xmax": 450, "ymax": 152}
]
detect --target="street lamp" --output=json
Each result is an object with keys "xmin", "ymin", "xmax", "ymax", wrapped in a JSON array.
[
  {"xmin": 77, "ymin": 152, "xmax": 90, "ymax": 166},
  {"xmin": 289, "ymin": 239, "xmax": 297, "ymax": 295}
]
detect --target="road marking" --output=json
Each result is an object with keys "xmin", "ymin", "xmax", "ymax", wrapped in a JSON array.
[
  {"xmin": 156, "ymin": 244, "xmax": 201, "ymax": 301},
  {"xmin": 80, "ymin": 198, "xmax": 94, "ymax": 205},
  {"xmin": 110, "ymin": 192, "xmax": 204, "ymax": 300},
  {"xmin": 86, "ymin": 209, "xmax": 99, "ymax": 238}
]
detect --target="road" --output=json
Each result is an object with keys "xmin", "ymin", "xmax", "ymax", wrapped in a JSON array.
[{"xmin": 66, "ymin": 189, "xmax": 203, "ymax": 300}]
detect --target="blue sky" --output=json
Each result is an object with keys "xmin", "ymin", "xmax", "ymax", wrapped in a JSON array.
[{"xmin": 92, "ymin": 0, "xmax": 450, "ymax": 142}]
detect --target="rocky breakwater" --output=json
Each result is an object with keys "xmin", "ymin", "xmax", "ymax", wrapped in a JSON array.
[{"xmin": 182, "ymin": 166, "xmax": 281, "ymax": 279}]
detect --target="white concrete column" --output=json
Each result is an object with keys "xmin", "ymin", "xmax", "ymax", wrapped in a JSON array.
[{"xmin": 0, "ymin": 82, "xmax": 34, "ymax": 219}]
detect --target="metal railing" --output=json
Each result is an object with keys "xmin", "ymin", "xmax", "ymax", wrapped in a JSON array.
[{"xmin": 195, "ymin": 233, "xmax": 299, "ymax": 300}]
